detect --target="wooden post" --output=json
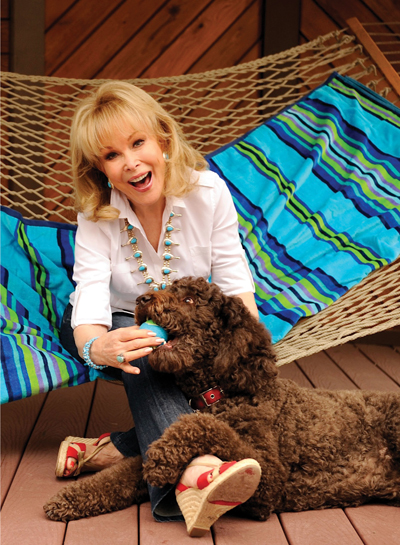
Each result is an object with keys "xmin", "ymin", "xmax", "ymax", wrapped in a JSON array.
[
  {"xmin": 262, "ymin": 0, "xmax": 301, "ymax": 56},
  {"xmin": 10, "ymin": 0, "xmax": 45, "ymax": 74},
  {"xmin": 346, "ymin": 17, "xmax": 400, "ymax": 99},
  {"xmin": 8, "ymin": 0, "xmax": 45, "ymax": 218}
]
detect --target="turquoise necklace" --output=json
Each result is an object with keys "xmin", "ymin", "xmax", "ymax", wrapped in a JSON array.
[{"xmin": 121, "ymin": 210, "xmax": 181, "ymax": 291}]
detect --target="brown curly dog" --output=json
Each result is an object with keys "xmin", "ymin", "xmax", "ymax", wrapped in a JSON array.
[{"xmin": 44, "ymin": 276, "xmax": 400, "ymax": 522}]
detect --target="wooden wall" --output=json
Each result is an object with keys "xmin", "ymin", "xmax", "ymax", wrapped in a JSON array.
[
  {"xmin": 301, "ymin": 0, "xmax": 400, "ymax": 42},
  {"xmin": 45, "ymin": 0, "xmax": 264, "ymax": 80},
  {"xmin": 3, "ymin": 0, "xmax": 399, "ymax": 78}
]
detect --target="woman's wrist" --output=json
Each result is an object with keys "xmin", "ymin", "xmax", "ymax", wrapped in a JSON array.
[{"xmin": 82, "ymin": 336, "xmax": 107, "ymax": 370}]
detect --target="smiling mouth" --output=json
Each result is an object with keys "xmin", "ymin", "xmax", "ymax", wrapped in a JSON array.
[{"xmin": 128, "ymin": 172, "xmax": 152, "ymax": 189}]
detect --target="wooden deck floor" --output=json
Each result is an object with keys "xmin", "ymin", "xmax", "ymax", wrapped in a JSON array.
[{"xmin": 2, "ymin": 341, "xmax": 400, "ymax": 545}]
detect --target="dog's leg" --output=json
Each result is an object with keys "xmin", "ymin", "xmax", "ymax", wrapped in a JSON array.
[
  {"xmin": 143, "ymin": 412, "xmax": 289, "ymax": 521},
  {"xmin": 44, "ymin": 456, "xmax": 148, "ymax": 521},
  {"xmin": 143, "ymin": 413, "xmax": 257, "ymax": 487}
]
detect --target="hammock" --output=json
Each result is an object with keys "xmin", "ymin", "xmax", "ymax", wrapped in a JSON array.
[{"xmin": 1, "ymin": 20, "xmax": 400, "ymax": 402}]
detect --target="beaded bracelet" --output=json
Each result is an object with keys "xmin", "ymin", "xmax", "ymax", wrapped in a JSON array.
[{"xmin": 82, "ymin": 337, "xmax": 107, "ymax": 370}]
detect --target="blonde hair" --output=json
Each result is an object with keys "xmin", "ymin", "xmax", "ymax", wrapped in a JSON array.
[{"xmin": 70, "ymin": 81, "xmax": 207, "ymax": 221}]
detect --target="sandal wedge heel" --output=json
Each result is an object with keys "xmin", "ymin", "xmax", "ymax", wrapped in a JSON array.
[{"xmin": 176, "ymin": 458, "xmax": 261, "ymax": 537}]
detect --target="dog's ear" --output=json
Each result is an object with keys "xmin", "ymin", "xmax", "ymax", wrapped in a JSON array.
[{"xmin": 212, "ymin": 292, "xmax": 278, "ymax": 394}]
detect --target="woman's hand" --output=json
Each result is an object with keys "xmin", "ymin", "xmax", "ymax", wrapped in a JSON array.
[{"xmin": 75, "ymin": 324, "xmax": 164, "ymax": 374}]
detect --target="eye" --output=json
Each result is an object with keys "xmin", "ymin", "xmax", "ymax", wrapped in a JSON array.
[
  {"xmin": 133, "ymin": 139, "xmax": 144, "ymax": 148},
  {"xmin": 183, "ymin": 297, "xmax": 194, "ymax": 304},
  {"xmin": 104, "ymin": 151, "xmax": 117, "ymax": 161}
]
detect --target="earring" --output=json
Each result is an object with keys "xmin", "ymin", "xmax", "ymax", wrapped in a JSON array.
[
  {"xmin": 163, "ymin": 152, "xmax": 169, "ymax": 161},
  {"xmin": 108, "ymin": 180, "xmax": 114, "ymax": 189}
]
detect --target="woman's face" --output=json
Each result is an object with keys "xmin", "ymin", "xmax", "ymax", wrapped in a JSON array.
[{"xmin": 98, "ymin": 122, "xmax": 166, "ymax": 214}]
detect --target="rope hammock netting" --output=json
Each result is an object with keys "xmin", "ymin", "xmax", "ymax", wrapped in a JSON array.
[{"xmin": 1, "ymin": 20, "xmax": 400, "ymax": 366}]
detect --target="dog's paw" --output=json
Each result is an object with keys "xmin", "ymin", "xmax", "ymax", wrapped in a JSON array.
[
  {"xmin": 144, "ymin": 437, "xmax": 194, "ymax": 487},
  {"xmin": 43, "ymin": 493, "xmax": 83, "ymax": 522},
  {"xmin": 143, "ymin": 446, "xmax": 183, "ymax": 487}
]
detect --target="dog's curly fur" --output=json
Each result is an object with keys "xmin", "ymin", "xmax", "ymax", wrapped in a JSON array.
[{"xmin": 44, "ymin": 277, "xmax": 400, "ymax": 522}]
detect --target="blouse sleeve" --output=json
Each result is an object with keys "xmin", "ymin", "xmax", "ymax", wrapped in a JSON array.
[
  {"xmin": 70, "ymin": 214, "xmax": 113, "ymax": 329},
  {"xmin": 210, "ymin": 176, "xmax": 255, "ymax": 296}
]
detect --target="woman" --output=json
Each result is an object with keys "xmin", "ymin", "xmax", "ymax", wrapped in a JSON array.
[{"xmin": 58, "ymin": 81, "xmax": 261, "ymax": 537}]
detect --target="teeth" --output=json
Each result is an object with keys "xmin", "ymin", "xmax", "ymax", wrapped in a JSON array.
[{"xmin": 131, "ymin": 172, "xmax": 148, "ymax": 184}]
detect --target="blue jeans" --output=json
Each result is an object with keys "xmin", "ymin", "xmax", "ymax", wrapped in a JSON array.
[{"xmin": 60, "ymin": 304, "xmax": 193, "ymax": 521}]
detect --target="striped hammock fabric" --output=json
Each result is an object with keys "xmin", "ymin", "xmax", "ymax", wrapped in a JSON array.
[
  {"xmin": 208, "ymin": 73, "xmax": 400, "ymax": 343},
  {"xmin": 1, "ymin": 73, "xmax": 399, "ymax": 402},
  {"xmin": 0, "ymin": 207, "xmax": 109, "ymax": 404}
]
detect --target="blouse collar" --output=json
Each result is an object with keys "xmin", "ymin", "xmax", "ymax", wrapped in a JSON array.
[{"xmin": 110, "ymin": 189, "xmax": 185, "ymax": 234}]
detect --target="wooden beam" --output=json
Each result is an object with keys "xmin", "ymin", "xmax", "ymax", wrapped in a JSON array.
[
  {"xmin": 262, "ymin": 0, "xmax": 301, "ymax": 56},
  {"xmin": 11, "ymin": 0, "xmax": 45, "ymax": 74},
  {"xmin": 8, "ymin": 0, "xmax": 45, "ymax": 218},
  {"xmin": 346, "ymin": 17, "xmax": 400, "ymax": 98}
]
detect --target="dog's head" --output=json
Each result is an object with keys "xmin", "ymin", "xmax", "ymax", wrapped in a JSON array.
[{"xmin": 135, "ymin": 277, "xmax": 277, "ymax": 395}]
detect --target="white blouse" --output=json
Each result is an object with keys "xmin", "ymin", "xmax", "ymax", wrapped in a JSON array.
[{"xmin": 70, "ymin": 169, "xmax": 255, "ymax": 329}]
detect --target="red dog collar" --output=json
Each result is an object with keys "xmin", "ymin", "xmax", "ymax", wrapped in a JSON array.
[{"xmin": 189, "ymin": 386, "xmax": 224, "ymax": 410}]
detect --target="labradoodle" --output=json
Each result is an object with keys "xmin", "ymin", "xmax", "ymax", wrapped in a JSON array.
[{"xmin": 44, "ymin": 277, "xmax": 400, "ymax": 522}]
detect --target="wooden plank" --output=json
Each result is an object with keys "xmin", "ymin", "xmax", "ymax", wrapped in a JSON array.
[
  {"xmin": 51, "ymin": 0, "xmax": 166, "ymax": 79},
  {"xmin": 296, "ymin": 351, "xmax": 358, "ymax": 390},
  {"xmin": 355, "ymin": 344, "xmax": 400, "ymax": 385},
  {"xmin": 279, "ymin": 509, "xmax": 364, "ymax": 545},
  {"xmin": 139, "ymin": 502, "xmax": 213, "ymax": 544},
  {"xmin": 45, "ymin": 0, "xmax": 123, "ymax": 75},
  {"xmin": 63, "ymin": 380, "xmax": 137, "ymax": 543},
  {"xmin": 315, "ymin": 0, "xmax": 379, "ymax": 28},
  {"xmin": 1, "ymin": 393, "xmax": 46, "ymax": 506},
  {"xmin": 95, "ymin": 0, "xmax": 212, "ymax": 80},
  {"xmin": 85, "ymin": 379, "xmax": 135, "ymax": 437},
  {"xmin": 346, "ymin": 17, "xmax": 400, "ymax": 98},
  {"xmin": 300, "ymin": 0, "xmax": 374, "ymax": 95},
  {"xmin": 278, "ymin": 361, "xmax": 314, "ymax": 388},
  {"xmin": 214, "ymin": 513, "xmax": 289, "ymax": 545},
  {"xmin": 238, "ymin": 40, "xmax": 262, "ymax": 65},
  {"xmin": 1, "ymin": 382, "xmax": 95, "ymax": 545},
  {"xmin": 64, "ymin": 506, "xmax": 139, "ymax": 545},
  {"xmin": 45, "ymin": 0, "xmax": 77, "ymax": 30},
  {"xmin": 142, "ymin": 0, "xmax": 255, "ymax": 78},
  {"xmin": 300, "ymin": 0, "xmax": 339, "ymax": 41},
  {"xmin": 188, "ymin": 0, "xmax": 262, "ymax": 74},
  {"xmin": 326, "ymin": 343, "xmax": 400, "ymax": 392},
  {"xmin": 361, "ymin": 0, "xmax": 400, "ymax": 31},
  {"xmin": 345, "ymin": 505, "xmax": 400, "ymax": 545}
]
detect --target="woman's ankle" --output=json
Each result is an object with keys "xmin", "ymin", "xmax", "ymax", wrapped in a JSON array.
[
  {"xmin": 178, "ymin": 455, "xmax": 222, "ymax": 489},
  {"xmin": 65, "ymin": 441, "xmax": 124, "ymax": 476}
]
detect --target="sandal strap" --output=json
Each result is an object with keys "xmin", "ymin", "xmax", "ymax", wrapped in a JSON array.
[
  {"xmin": 197, "ymin": 461, "xmax": 237, "ymax": 490},
  {"xmin": 81, "ymin": 435, "xmax": 112, "ymax": 466},
  {"xmin": 185, "ymin": 460, "xmax": 228, "ymax": 470},
  {"xmin": 63, "ymin": 434, "xmax": 111, "ymax": 477},
  {"xmin": 178, "ymin": 460, "xmax": 238, "ymax": 491},
  {"xmin": 66, "ymin": 443, "xmax": 87, "ymax": 476}
]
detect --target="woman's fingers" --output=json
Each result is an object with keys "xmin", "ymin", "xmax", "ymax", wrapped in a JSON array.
[
  {"xmin": 125, "ymin": 335, "xmax": 164, "ymax": 353},
  {"xmin": 91, "ymin": 327, "xmax": 164, "ymax": 369},
  {"xmin": 117, "ymin": 325, "xmax": 152, "ymax": 341},
  {"xmin": 118, "ymin": 362, "xmax": 141, "ymax": 375}
]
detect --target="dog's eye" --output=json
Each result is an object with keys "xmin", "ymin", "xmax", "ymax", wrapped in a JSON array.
[{"xmin": 183, "ymin": 297, "xmax": 194, "ymax": 304}]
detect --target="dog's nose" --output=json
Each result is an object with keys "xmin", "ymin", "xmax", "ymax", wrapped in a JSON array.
[{"xmin": 136, "ymin": 293, "xmax": 153, "ymax": 306}]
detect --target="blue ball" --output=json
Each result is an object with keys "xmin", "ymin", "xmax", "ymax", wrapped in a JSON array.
[{"xmin": 139, "ymin": 320, "xmax": 168, "ymax": 342}]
